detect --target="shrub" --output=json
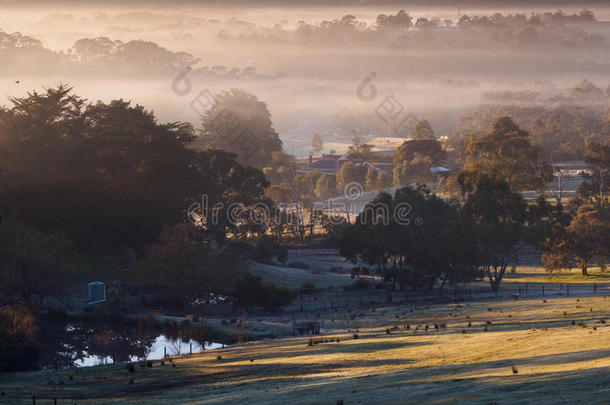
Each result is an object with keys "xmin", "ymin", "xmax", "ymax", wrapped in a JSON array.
[
  {"xmin": 288, "ymin": 262, "xmax": 310, "ymax": 269},
  {"xmin": 300, "ymin": 282, "xmax": 316, "ymax": 295},
  {"xmin": 46, "ymin": 308, "xmax": 67, "ymax": 321},
  {"xmin": 0, "ymin": 305, "xmax": 39, "ymax": 372},
  {"xmin": 276, "ymin": 246, "xmax": 288, "ymax": 265},
  {"xmin": 253, "ymin": 235, "xmax": 279, "ymax": 263},
  {"xmin": 345, "ymin": 278, "xmax": 372, "ymax": 291}
]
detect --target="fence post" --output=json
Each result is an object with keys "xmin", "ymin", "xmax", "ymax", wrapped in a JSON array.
[
  {"xmin": 525, "ymin": 283, "xmax": 528, "ymax": 292},
  {"xmin": 190, "ymin": 343, "xmax": 192, "ymax": 355},
  {"xmin": 594, "ymin": 283, "xmax": 597, "ymax": 292},
  {"xmin": 32, "ymin": 395, "xmax": 35, "ymax": 405},
  {"xmin": 54, "ymin": 399, "xmax": 57, "ymax": 405},
  {"xmin": 54, "ymin": 359, "xmax": 58, "ymax": 371},
  {"xmin": 542, "ymin": 284, "xmax": 545, "ymax": 295},
  {"xmin": 567, "ymin": 284, "xmax": 569, "ymax": 295},
  {"xmin": 164, "ymin": 346, "xmax": 167, "ymax": 358}
]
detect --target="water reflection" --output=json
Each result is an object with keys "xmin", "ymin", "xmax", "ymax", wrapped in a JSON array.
[
  {"xmin": 75, "ymin": 336, "xmax": 223, "ymax": 367},
  {"xmin": 37, "ymin": 317, "xmax": 224, "ymax": 369}
]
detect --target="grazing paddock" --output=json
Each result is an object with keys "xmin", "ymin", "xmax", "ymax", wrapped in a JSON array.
[
  {"xmin": 246, "ymin": 261, "xmax": 353, "ymax": 290},
  {"xmin": 1, "ymin": 294, "xmax": 609, "ymax": 404}
]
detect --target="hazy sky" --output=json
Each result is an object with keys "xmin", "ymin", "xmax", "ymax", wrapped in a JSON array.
[{"xmin": 1, "ymin": 1, "xmax": 608, "ymax": 155}]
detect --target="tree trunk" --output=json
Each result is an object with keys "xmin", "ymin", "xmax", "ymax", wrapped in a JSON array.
[
  {"xmin": 439, "ymin": 273, "xmax": 449, "ymax": 290},
  {"xmin": 490, "ymin": 280, "xmax": 499, "ymax": 297}
]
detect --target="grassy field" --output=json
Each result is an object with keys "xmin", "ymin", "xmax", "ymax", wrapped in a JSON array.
[
  {"xmin": 246, "ymin": 249, "xmax": 357, "ymax": 290},
  {"xmin": 247, "ymin": 262, "xmax": 352, "ymax": 290},
  {"xmin": 1, "ymin": 290, "xmax": 609, "ymax": 404},
  {"xmin": 506, "ymin": 266, "xmax": 610, "ymax": 284}
]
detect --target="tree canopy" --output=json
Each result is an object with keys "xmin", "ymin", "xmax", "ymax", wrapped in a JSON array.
[
  {"xmin": 340, "ymin": 186, "xmax": 477, "ymax": 291},
  {"xmin": 464, "ymin": 116, "xmax": 550, "ymax": 192},
  {"xmin": 199, "ymin": 89, "xmax": 282, "ymax": 169},
  {"xmin": 0, "ymin": 85, "xmax": 268, "ymax": 252}
]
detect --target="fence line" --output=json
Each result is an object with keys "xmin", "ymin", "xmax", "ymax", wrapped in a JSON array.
[{"xmin": 281, "ymin": 282, "xmax": 609, "ymax": 315}]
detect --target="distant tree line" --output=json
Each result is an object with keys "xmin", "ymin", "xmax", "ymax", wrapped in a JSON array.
[{"xmin": 453, "ymin": 80, "xmax": 609, "ymax": 162}]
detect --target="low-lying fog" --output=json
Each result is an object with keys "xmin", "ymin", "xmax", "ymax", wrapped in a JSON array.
[{"xmin": 1, "ymin": 2, "xmax": 609, "ymax": 155}]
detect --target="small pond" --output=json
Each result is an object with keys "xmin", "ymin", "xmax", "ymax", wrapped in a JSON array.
[
  {"xmin": 33, "ymin": 317, "xmax": 226, "ymax": 370},
  {"xmin": 73, "ymin": 336, "xmax": 224, "ymax": 367}
]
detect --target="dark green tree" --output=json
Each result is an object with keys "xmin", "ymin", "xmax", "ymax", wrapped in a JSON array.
[
  {"xmin": 461, "ymin": 176, "xmax": 527, "ymax": 294},
  {"xmin": 340, "ymin": 187, "xmax": 477, "ymax": 291}
]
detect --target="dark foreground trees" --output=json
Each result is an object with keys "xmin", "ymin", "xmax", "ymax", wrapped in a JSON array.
[
  {"xmin": 0, "ymin": 85, "xmax": 278, "ymax": 310},
  {"xmin": 339, "ymin": 177, "xmax": 530, "ymax": 294},
  {"xmin": 340, "ymin": 186, "xmax": 478, "ymax": 291},
  {"xmin": 461, "ymin": 176, "xmax": 527, "ymax": 294},
  {"xmin": 0, "ymin": 219, "xmax": 72, "ymax": 306},
  {"xmin": 0, "ymin": 85, "xmax": 268, "ymax": 252},
  {"xmin": 542, "ymin": 202, "xmax": 610, "ymax": 275},
  {"xmin": 0, "ymin": 305, "xmax": 38, "ymax": 371},
  {"xmin": 541, "ymin": 142, "xmax": 610, "ymax": 275}
]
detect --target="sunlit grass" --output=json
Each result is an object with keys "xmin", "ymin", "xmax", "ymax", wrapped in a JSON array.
[
  {"xmin": 1, "ymin": 293, "xmax": 608, "ymax": 404},
  {"xmin": 505, "ymin": 266, "xmax": 610, "ymax": 284}
]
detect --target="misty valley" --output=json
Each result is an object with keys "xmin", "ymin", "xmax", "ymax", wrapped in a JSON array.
[{"xmin": 0, "ymin": 1, "xmax": 609, "ymax": 404}]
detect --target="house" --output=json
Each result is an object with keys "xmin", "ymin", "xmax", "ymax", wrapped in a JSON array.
[
  {"xmin": 297, "ymin": 154, "xmax": 348, "ymax": 174},
  {"xmin": 430, "ymin": 166, "xmax": 453, "ymax": 181}
]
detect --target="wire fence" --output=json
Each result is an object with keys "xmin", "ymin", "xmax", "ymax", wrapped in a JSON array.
[{"xmin": 280, "ymin": 282, "xmax": 609, "ymax": 315}]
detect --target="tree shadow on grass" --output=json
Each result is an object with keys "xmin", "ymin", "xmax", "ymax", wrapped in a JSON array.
[{"xmin": 214, "ymin": 336, "xmax": 432, "ymax": 363}]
